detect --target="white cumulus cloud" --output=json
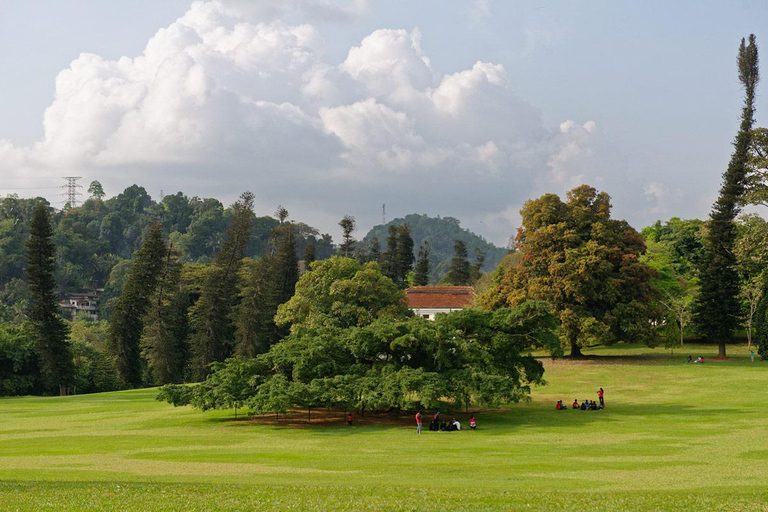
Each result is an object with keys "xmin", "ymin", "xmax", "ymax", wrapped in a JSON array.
[{"xmin": 0, "ymin": 0, "xmax": 595, "ymax": 245}]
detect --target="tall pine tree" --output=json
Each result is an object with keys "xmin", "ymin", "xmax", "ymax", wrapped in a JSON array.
[
  {"xmin": 26, "ymin": 203, "xmax": 73, "ymax": 395},
  {"xmin": 414, "ymin": 241, "xmax": 430, "ymax": 286},
  {"xmin": 189, "ymin": 192, "xmax": 254, "ymax": 378},
  {"xmin": 141, "ymin": 241, "xmax": 186, "ymax": 385},
  {"xmin": 695, "ymin": 35, "xmax": 759, "ymax": 358},
  {"xmin": 382, "ymin": 225, "xmax": 399, "ymax": 281},
  {"xmin": 108, "ymin": 222, "xmax": 166, "ymax": 387},
  {"xmin": 395, "ymin": 223, "xmax": 415, "ymax": 285}
]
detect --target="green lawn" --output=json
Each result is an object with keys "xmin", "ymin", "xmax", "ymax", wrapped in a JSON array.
[{"xmin": 2, "ymin": 343, "xmax": 768, "ymax": 511}]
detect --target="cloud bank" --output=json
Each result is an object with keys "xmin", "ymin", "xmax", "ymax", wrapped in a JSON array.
[{"xmin": 1, "ymin": 0, "xmax": 597, "ymax": 244}]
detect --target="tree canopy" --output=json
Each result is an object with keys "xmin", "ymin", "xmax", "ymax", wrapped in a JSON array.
[{"xmin": 480, "ymin": 185, "xmax": 659, "ymax": 357}]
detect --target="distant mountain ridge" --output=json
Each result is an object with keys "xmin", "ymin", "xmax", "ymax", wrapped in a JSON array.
[{"xmin": 363, "ymin": 213, "xmax": 509, "ymax": 284}]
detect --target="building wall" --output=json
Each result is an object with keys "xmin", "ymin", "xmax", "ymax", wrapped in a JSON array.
[{"xmin": 410, "ymin": 307, "xmax": 464, "ymax": 321}]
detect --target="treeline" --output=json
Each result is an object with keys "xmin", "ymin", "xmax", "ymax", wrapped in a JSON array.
[{"xmin": 0, "ymin": 184, "xmax": 335, "ymax": 322}]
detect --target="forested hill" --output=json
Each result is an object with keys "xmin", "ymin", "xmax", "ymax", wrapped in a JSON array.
[
  {"xmin": 363, "ymin": 214, "xmax": 509, "ymax": 283},
  {"xmin": 0, "ymin": 185, "xmax": 334, "ymax": 317}
]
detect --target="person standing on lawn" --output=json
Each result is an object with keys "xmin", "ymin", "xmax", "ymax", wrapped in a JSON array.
[
  {"xmin": 597, "ymin": 388, "xmax": 604, "ymax": 407},
  {"xmin": 415, "ymin": 412, "xmax": 422, "ymax": 434}
]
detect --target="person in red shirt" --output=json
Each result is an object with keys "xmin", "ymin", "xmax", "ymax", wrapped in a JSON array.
[
  {"xmin": 346, "ymin": 413, "xmax": 353, "ymax": 426},
  {"xmin": 597, "ymin": 388, "xmax": 604, "ymax": 407},
  {"xmin": 415, "ymin": 412, "xmax": 422, "ymax": 434}
]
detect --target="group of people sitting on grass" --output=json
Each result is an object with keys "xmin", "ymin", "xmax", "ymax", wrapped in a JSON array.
[
  {"xmin": 427, "ymin": 412, "xmax": 477, "ymax": 432},
  {"xmin": 556, "ymin": 388, "xmax": 605, "ymax": 411},
  {"xmin": 687, "ymin": 355, "xmax": 704, "ymax": 364}
]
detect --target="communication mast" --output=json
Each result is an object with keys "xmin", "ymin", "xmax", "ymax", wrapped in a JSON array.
[
  {"xmin": 382, "ymin": 203, "xmax": 386, "ymax": 225},
  {"xmin": 61, "ymin": 177, "xmax": 83, "ymax": 207}
]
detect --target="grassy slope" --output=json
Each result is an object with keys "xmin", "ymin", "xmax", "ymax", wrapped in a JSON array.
[{"xmin": 2, "ymin": 343, "xmax": 768, "ymax": 511}]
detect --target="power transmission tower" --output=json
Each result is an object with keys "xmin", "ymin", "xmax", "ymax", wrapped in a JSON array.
[{"xmin": 61, "ymin": 177, "xmax": 83, "ymax": 207}]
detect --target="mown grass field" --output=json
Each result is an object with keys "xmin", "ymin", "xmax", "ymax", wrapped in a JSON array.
[{"xmin": 1, "ymin": 343, "xmax": 768, "ymax": 511}]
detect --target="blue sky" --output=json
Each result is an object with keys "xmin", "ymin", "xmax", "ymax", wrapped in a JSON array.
[{"xmin": 0, "ymin": 0, "xmax": 766, "ymax": 244}]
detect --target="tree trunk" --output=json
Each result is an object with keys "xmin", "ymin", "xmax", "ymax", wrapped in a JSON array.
[
  {"xmin": 59, "ymin": 384, "xmax": 67, "ymax": 396},
  {"xmin": 718, "ymin": 341, "xmax": 727, "ymax": 359},
  {"xmin": 569, "ymin": 340, "xmax": 583, "ymax": 358},
  {"xmin": 308, "ymin": 406, "xmax": 311, "ymax": 423}
]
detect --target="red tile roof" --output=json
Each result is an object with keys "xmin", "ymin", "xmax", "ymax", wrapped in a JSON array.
[{"xmin": 405, "ymin": 286, "xmax": 475, "ymax": 309}]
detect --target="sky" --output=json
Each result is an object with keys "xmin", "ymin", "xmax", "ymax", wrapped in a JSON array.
[{"xmin": 1, "ymin": 0, "xmax": 767, "ymax": 245}]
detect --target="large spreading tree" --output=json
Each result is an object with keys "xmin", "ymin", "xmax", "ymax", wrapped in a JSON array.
[
  {"xmin": 480, "ymin": 185, "xmax": 659, "ymax": 357},
  {"xmin": 160, "ymin": 258, "xmax": 560, "ymax": 417},
  {"xmin": 695, "ymin": 34, "xmax": 759, "ymax": 358},
  {"xmin": 26, "ymin": 203, "xmax": 73, "ymax": 395}
]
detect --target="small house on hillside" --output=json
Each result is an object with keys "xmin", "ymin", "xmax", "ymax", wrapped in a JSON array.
[
  {"xmin": 405, "ymin": 286, "xmax": 475, "ymax": 320},
  {"xmin": 59, "ymin": 289, "xmax": 102, "ymax": 321}
]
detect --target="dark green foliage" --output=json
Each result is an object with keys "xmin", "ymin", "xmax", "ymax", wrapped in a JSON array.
[
  {"xmin": 442, "ymin": 240, "xmax": 471, "ymax": 285},
  {"xmin": 695, "ymin": 34, "xmax": 759, "ymax": 357},
  {"xmin": 304, "ymin": 242, "xmax": 316, "ymax": 267},
  {"xmin": 0, "ymin": 323, "xmax": 38, "ymax": 395},
  {"xmin": 365, "ymin": 214, "xmax": 507, "ymax": 284},
  {"xmin": 381, "ymin": 224, "xmax": 414, "ymax": 287},
  {"xmin": 396, "ymin": 224, "xmax": 415, "ymax": 283},
  {"xmin": 26, "ymin": 204, "xmax": 73, "ymax": 395},
  {"xmin": 142, "ymin": 243, "xmax": 187, "ymax": 385},
  {"xmin": 368, "ymin": 237, "xmax": 381, "ymax": 263},
  {"xmin": 69, "ymin": 320, "xmax": 119, "ymax": 393},
  {"xmin": 235, "ymin": 259, "xmax": 275, "ymax": 357},
  {"xmin": 234, "ymin": 218, "xmax": 299, "ymax": 358},
  {"xmin": 755, "ymin": 277, "xmax": 768, "ymax": 360},
  {"xmin": 189, "ymin": 193, "xmax": 254, "ymax": 379},
  {"xmin": 272, "ymin": 222, "xmax": 299, "ymax": 306},
  {"xmin": 413, "ymin": 242, "xmax": 430, "ymax": 286},
  {"xmin": 107, "ymin": 223, "xmax": 167, "ymax": 387}
]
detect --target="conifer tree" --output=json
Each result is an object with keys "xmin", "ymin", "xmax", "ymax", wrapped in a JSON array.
[
  {"xmin": 414, "ymin": 241, "xmax": 430, "ymax": 286},
  {"xmin": 108, "ymin": 222, "xmax": 166, "ymax": 387},
  {"xmin": 26, "ymin": 203, "xmax": 73, "ymax": 395},
  {"xmin": 271, "ymin": 218, "xmax": 299, "ymax": 309},
  {"xmin": 382, "ymin": 225, "xmax": 399, "ymax": 281},
  {"xmin": 142, "ymin": 242, "xmax": 186, "ymax": 385},
  {"xmin": 395, "ymin": 223, "xmax": 415, "ymax": 285},
  {"xmin": 368, "ymin": 236, "xmax": 381, "ymax": 263},
  {"xmin": 695, "ymin": 34, "xmax": 759, "ymax": 358},
  {"xmin": 235, "ymin": 258, "xmax": 276, "ymax": 357},
  {"xmin": 304, "ymin": 242, "xmax": 316, "ymax": 268},
  {"xmin": 338, "ymin": 215, "xmax": 356, "ymax": 257},
  {"xmin": 190, "ymin": 192, "xmax": 254, "ymax": 378},
  {"xmin": 443, "ymin": 240, "xmax": 471, "ymax": 285}
]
